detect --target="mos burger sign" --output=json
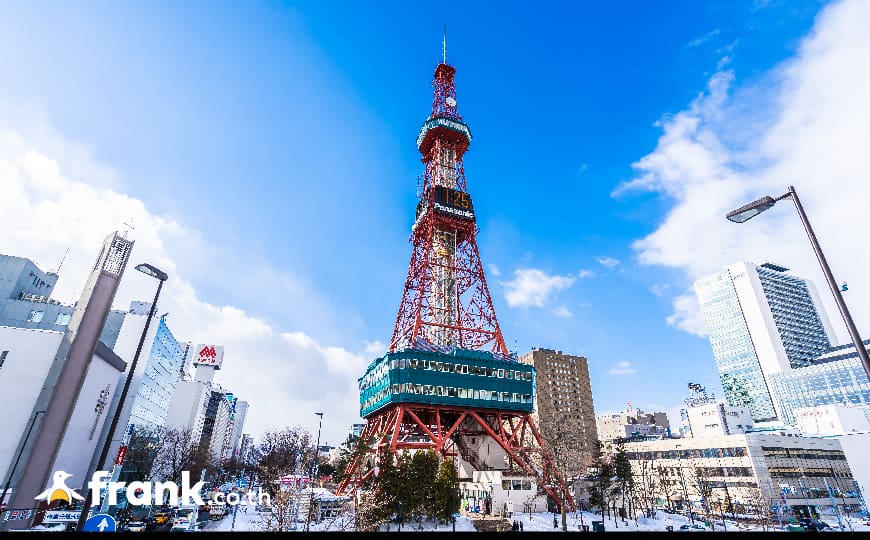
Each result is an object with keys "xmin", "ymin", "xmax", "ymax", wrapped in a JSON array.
[{"xmin": 194, "ymin": 344, "xmax": 225, "ymax": 369}]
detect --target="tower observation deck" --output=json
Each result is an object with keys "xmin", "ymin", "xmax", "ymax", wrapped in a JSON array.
[{"xmin": 337, "ymin": 59, "xmax": 573, "ymax": 512}]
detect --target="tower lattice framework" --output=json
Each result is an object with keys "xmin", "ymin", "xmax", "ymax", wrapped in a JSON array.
[{"xmin": 337, "ymin": 60, "xmax": 574, "ymax": 513}]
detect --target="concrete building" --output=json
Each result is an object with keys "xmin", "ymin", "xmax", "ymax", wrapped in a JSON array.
[
  {"xmin": 0, "ymin": 254, "xmax": 128, "ymax": 345},
  {"xmin": 682, "ymin": 401, "xmax": 754, "ymax": 439},
  {"xmin": 597, "ymin": 407, "xmax": 670, "ymax": 453},
  {"xmin": 769, "ymin": 339, "xmax": 870, "ymax": 426},
  {"xmin": 694, "ymin": 261, "xmax": 836, "ymax": 422},
  {"xmin": 164, "ymin": 344, "xmax": 244, "ymax": 461},
  {"xmin": 625, "ymin": 433, "xmax": 860, "ymax": 521},
  {"xmin": 4, "ymin": 232, "xmax": 133, "ymax": 529},
  {"xmin": 795, "ymin": 404, "xmax": 870, "ymax": 508},
  {"xmin": 519, "ymin": 348, "xmax": 598, "ymax": 469}
]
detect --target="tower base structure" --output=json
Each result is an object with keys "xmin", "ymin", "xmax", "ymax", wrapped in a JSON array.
[{"xmin": 336, "ymin": 402, "xmax": 575, "ymax": 511}]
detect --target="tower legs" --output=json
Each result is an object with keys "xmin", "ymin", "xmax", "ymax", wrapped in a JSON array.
[{"xmin": 336, "ymin": 404, "xmax": 574, "ymax": 511}]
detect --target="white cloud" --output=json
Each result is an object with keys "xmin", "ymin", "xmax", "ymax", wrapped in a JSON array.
[
  {"xmin": 607, "ymin": 361, "xmax": 637, "ymax": 376},
  {"xmin": 552, "ymin": 306, "xmax": 572, "ymax": 318},
  {"xmin": 0, "ymin": 102, "xmax": 368, "ymax": 445},
  {"xmin": 666, "ymin": 294, "xmax": 708, "ymax": 337},
  {"xmin": 595, "ymin": 256, "xmax": 620, "ymax": 269},
  {"xmin": 650, "ymin": 283, "xmax": 671, "ymax": 297},
  {"xmin": 686, "ymin": 28, "xmax": 721, "ymax": 48},
  {"xmin": 502, "ymin": 268, "xmax": 576, "ymax": 309},
  {"xmin": 616, "ymin": 0, "xmax": 870, "ymax": 343},
  {"xmin": 488, "ymin": 263, "xmax": 501, "ymax": 277},
  {"xmin": 577, "ymin": 268, "xmax": 595, "ymax": 279}
]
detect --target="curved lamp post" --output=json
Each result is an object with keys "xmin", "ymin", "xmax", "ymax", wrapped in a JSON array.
[
  {"xmin": 76, "ymin": 263, "xmax": 168, "ymax": 531},
  {"xmin": 726, "ymin": 186, "xmax": 870, "ymax": 380}
]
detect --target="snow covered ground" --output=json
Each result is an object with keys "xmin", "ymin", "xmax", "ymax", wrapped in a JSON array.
[{"xmin": 199, "ymin": 506, "xmax": 870, "ymax": 532}]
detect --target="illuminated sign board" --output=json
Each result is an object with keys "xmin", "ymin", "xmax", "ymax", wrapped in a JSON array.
[
  {"xmin": 194, "ymin": 344, "xmax": 225, "ymax": 369},
  {"xmin": 433, "ymin": 186, "xmax": 474, "ymax": 220}
]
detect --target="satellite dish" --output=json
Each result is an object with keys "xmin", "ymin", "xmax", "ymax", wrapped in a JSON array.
[{"xmin": 446, "ymin": 97, "xmax": 457, "ymax": 107}]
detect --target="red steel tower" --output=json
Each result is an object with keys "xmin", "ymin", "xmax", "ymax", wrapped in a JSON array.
[{"xmin": 337, "ymin": 59, "xmax": 573, "ymax": 512}]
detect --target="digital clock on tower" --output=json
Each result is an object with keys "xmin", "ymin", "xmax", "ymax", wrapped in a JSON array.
[{"xmin": 433, "ymin": 185, "xmax": 474, "ymax": 219}]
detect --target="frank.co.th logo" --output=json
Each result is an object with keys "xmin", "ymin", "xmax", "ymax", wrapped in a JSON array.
[
  {"xmin": 34, "ymin": 471, "xmax": 85, "ymax": 505},
  {"xmin": 36, "ymin": 470, "xmax": 269, "ymax": 507}
]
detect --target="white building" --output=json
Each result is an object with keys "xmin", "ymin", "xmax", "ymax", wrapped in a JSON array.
[
  {"xmin": 0, "ymin": 326, "xmax": 127, "ymax": 497},
  {"xmin": 796, "ymin": 404, "xmax": 870, "ymax": 508},
  {"xmin": 625, "ymin": 432, "xmax": 860, "ymax": 520},
  {"xmin": 0, "ymin": 326, "xmax": 64, "ymax": 485},
  {"xmin": 683, "ymin": 401, "xmax": 754, "ymax": 438},
  {"xmin": 694, "ymin": 261, "xmax": 836, "ymax": 422}
]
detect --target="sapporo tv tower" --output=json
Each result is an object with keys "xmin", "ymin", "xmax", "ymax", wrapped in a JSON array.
[{"xmin": 336, "ymin": 45, "xmax": 574, "ymax": 511}]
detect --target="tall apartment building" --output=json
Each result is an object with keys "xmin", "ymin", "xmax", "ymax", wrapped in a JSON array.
[
  {"xmin": 519, "ymin": 347, "xmax": 598, "ymax": 469},
  {"xmin": 694, "ymin": 261, "xmax": 836, "ymax": 422}
]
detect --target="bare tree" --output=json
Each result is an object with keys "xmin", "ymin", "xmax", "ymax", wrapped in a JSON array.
[
  {"xmin": 251, "ymin": 426, "xmax": 314, "ymax": 498},
  {"xmin": 150, "ymin": 427, "xmax": 218, "ymax": 487},
  {"xmin": 258, "ymin": 487, "xmax": 297, "ymax": 532},
  {"xmin": 631, "ymin": 460, "xmax": 659, "ymax": 518},
  {"xmin": 538, "ymin": 419, "xmax": 591, "ymax": 531},
  {"xmin": 654, "ymin": 465, "xmax": 679, "ymax": 513},
  {"xmin": 745, "ymin": 487, "xmax": 772, "ymax": 531},
  {"xmin": 691, "ymin": 467, "xmax": 716, "ymax": 530}
]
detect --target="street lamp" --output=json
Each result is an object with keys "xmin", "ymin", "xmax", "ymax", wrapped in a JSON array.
[
  {"xmin": 305, "ymin": 412, "xmax": 324, "ymax": 533},
  {"xmin": 76, "ymin": 263, "xmax": 168, "ymax": 531},
  {"xmin": 726, "ymin": 186, "xmax": 870, "ymax": 379}
]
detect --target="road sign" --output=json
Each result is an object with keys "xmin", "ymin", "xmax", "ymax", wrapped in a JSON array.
[
  {"xmin": 771, "ymin": 505, "xmax": 779, "ymax": 513},
  {"xmin": 43, "ymin": 510, "xmax": 81, "ymax": 523},
  {"xmin": 82, "ymin": 514, "xmax": 116, "ymax": 533},
  {"xmin": 237, "ymin": 478, "xmax": 247, "ymax": 487}
]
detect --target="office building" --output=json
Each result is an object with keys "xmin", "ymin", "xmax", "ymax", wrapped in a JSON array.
[
  {"xmin": 229, "ymin": 400, "xmax": 249, "ymax": 461},
  {"xmin": 694, "ymin": 261, "xmax": 836, "ymax": 422},
  {"xmin": 95, "ymin": 311, "xmax": 187, "ymax": 482},
  {"xmin": 769, "ymin": 339, "xmax": 870, "ymax": 426},
  {"xmin": 519, "ymin": 347, "xmax": 598, "ymax": 469},
  {"xmin": 796, "ymin": 404, "xmax": 870, "ymax": 506},
  {"xmin": 682, "ymin": 401, "xmax": 754, "ymax": 438},
  {"xmin": 625, "ymin": 433, "xmax": 860, "ymax": 520}
]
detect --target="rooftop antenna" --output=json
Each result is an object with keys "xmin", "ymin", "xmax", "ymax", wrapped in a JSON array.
[
  {"xmin": 442, "ymin": 23, "xmax": 447, "ymax": 64},
  {"xmin": 122, "ymin": 217, "xmax": 136, "ymax": 239},
  {"xmin": 53, "ymin": 245, "xmax": 70, "ymax": 275}
]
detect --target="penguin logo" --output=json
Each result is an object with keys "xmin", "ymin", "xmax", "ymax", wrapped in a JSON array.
[{"xmin": 34, "ymin": 471, "xmax": 85, "ymax": 504}]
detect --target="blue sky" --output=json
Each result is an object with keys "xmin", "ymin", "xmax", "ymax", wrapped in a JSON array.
[{"xmin": 4, "ymin": 0, "xmax": 869, "ymax": 445}]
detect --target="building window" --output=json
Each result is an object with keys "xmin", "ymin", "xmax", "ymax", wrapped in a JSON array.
[
  {"xmin": 54, "ymin": 313, "xmax": 72, "ymax": 326},
  {"xmin": 27, "ymin": 310, "xmax": 44, "ymax": 323}
]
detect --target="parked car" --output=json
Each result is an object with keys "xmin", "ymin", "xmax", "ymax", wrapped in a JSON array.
[
  {"xmin": 799, "ymin": 518, "xmax": 829, "ymax": 531},
  {"xmin": 678, "ymin": 524, "xmax": 707, "ymax": 531}
]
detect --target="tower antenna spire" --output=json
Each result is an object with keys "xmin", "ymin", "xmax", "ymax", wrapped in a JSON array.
[{"xmin": 442, "ymin": 23, "xmax": 447, "ymax": 64}]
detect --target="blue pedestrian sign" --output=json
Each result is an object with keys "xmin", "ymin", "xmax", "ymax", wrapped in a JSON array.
[
  {"xmin": 82, "ymin": 514, "xmax": 116, "ymax": 532},
  {"xmin": 238, "ymin": 478, "xmax": 247, "ymax": 488},
  {"xmin": 771, "ymin": 505, "xmax": 779, "ymax": 513}
]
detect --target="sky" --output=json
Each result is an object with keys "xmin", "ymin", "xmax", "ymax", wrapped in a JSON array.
[{"xmin": 2, "ymin": 0, "xmax": 869, "ymax": 446}]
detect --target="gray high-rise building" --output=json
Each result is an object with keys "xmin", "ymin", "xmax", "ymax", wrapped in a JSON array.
[{"xmin": 694, "ymin": 261, "xmax": 836, "ymax": 422}]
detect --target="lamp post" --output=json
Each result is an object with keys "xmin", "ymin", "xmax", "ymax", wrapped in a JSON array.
[
  {"xmin": 305, "ymin": 412, "xmax": 324, "ymax": 533},
  {"xmin": 726, "ymin": 186, "xmax": 870, "ymax": 379},
  {"xmin": 76, "ymin": 263, "xmax": 168, "ymax": 531}
]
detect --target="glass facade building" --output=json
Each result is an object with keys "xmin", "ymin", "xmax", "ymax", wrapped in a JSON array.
[
  {"xmin": 694, "ymin": 261, "xmax": 834, "ymax": 423},
  {"xmin": 125, "ymin": 317, "xmax": 186, "ymax": 429},
  {"xmin": 770, "ymin": 340, "xmax": 870, "ymax": 425},
  {"xmin": 695, "ymin": 265, "xmax": 778, "ymax": 421}
]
